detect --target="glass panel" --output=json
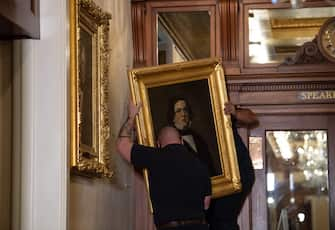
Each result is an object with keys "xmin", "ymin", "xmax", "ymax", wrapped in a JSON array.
[
  {"xmin": 248, "ymin": 7, "xmax": 335, "ymax": 64},
  {"xmin": 266, "ymin": 131, "xmax": 329, "ymax": 230},
  {"xmin": 157, "ymin": 11, "xmax": 210, "ymax": 64}
]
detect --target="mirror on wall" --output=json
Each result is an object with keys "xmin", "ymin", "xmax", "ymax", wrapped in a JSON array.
[
  {"xmin": 157, "ymin": 11, "xmax": 211, "ymax": 64},
  {"xmin": 266, "ymin": 130, "xmax": 329, "ymax": 230},
  {"xmin": 247, "ymin": 6, "xmax": 335, "ymax": 65}
]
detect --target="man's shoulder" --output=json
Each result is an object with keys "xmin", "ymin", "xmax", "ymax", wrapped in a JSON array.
[
  {"xmin": 132, "ymin": 143, "xmax": 158, "ymax": 153},
  {"xmin": 162, "ymin": 143, "xmax": 187, "ymax": 153}
]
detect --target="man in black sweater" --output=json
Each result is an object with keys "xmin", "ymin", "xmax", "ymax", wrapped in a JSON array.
[
  {"xmin": 207, "ymin": 102, "xmax": 259, "ymax": 230},
  {"xmin": 168, "ymin": 97, "xmax": 258, "ymax": 230},
  {"xmin": 116, "ymin": 101, "xmax": 212, "ymax": 230}
]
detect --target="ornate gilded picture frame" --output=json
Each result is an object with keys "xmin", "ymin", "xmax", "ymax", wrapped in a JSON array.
[
  {"xmin": 128, "ymin": 58, "xmax": 241, "ymax": 198},
  {"xmin": 70, "ymin": 0, "xmax": 113, "ymax": 179}
]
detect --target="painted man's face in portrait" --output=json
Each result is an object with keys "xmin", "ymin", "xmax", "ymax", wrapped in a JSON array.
[{"xmin": 173, "ymin": 100, "xmax": 191, "ymax": 130}]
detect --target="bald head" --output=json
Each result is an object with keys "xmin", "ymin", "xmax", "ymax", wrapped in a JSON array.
[{"xmin": 157, "ymin": 126, "xmax": 182, "ymax": 148}]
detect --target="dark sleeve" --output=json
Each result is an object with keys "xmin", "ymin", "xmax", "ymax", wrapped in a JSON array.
[
  {"xmin": 192, "ymin": 132, "xmax": 218, "ymax": 176},
  {"xmin": 231, "ymin": 116, "xmax": 256, "ymax": 194},
  {"xmin": 203, "ymin": 165, "xmax": 212, "ymax": 196},
  {"xmin": 131, "ymin": 144, "xmax": 159, "ymax": 169}
]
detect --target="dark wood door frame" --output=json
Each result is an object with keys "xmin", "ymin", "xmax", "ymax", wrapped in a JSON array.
[{"xmin": 239, "ymin": 113, "xmax": 335, "ymax": 230}]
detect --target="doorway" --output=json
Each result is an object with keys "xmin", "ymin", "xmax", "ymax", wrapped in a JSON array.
[{"xmin": 247, "ymin": 114, "xmax": 335, "ymax": 230}]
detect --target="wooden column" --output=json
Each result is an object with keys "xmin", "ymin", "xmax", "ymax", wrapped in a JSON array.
[
  {"xmin": 131, "ymin": 1, "xmax": 147, "ymax": 67},
  {"xmin": 219, "ymin": 0, "xmax": 239, "ymax": 66},
  {"xmin": 131, "ymin": 4, "xmax": 155, "ymax": 228}
]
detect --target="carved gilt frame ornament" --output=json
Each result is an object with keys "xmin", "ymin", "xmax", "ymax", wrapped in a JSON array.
[
  {"xmin": 282, "ymin": 38, "xmax": 327, "ymax": 65},
  {"xmin": 70, "ymin": 0, "xmax": 113, "ymax": 179},
  {"xmin": 318, "ymin": 16, "xmax": 335, "ymax": 63},
  {"xmin": 128, "ymin": 58, "xmax": 242, "ymax": 198},
  {"xmin": 282, "ymin": 17, "xmax": 335, "ymax": 65}
]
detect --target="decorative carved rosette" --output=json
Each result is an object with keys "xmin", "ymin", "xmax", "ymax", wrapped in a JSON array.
[{"xmin": 283, "ymin": 38, "xmax": 327, "ymax": 65}]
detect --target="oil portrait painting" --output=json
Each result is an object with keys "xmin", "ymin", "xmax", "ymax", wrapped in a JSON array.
[
  {"xmin": 70, "ymin": 0, "xmax": 113, "ymax": 179},
  {"xmin": 129, "ymin": 58, "xmax": 241, "ymax": 198}
]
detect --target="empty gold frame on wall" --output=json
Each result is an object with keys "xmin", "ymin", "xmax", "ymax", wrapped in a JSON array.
[
  {"xmin": 128, "ymin": 58, "xmax": 241, "ymax": 198},
  {"xmin": 70, "ymin": 0, "xmax": 113, "ymax": 179}
]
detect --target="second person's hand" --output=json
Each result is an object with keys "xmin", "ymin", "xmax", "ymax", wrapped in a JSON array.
[{"xmin": 224, "ymin": 102, "xmax": 236, "ymax": 116}]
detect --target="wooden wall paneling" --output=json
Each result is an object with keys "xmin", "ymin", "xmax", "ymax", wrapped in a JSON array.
[
  {"xmin": 238, "ymin": 2, "xmax": 335, "ymax": 75},
  {"xmin": 247, "ymin": 120, "xmax": 268, "ymax": 230},
  {"xmin": 131, "ymin": 0, "xmax": 226, "ymax": 67},
  {"xmin": 219, "ymin": 0, "xmax": 239, "ymax": 62},
  {"xmin": 131, "ymin": 4, "xmax": 156, "ymax": 229},
  {"xmin": 245, "ymin": 104, "xmax": 335, "ymax": 115},
  {"xmin": 131, "ymin": 2, "xmax": 147, "ymax": 67},
  {"xmin": 227, "ymin": 74, "xmax": 335, "ymax": 84},
  {"xmin": 230, "ymin": 0, "xmax": 239, "ymax": 61},
  {"xmin": 146, "ymin": 1, "xmax": 217, "ymax": 66},
  {"xmin": 277, "ymin": 64, "xmax": 335, "ymax": 74},
  {"xmin": 145, "ymin": 0, "xmax": 217, "ymax": 7},
  {"xmin": 238, "ymin": 91, "xmax": 335, "ymax": 105},
  {"xmin": 227, "ymin": 77, "xmax": 335, "ymax": 106},
  {"xmin": 238, "ymin": 0, "xmax": 245, "ymax": 73},
  {"xmin": 228, "ymin": 77, "xmax": 335, "ymax": 229},
  {"xmin": 251, "ymin": 170, "xmax": 267, "ymax": 230},
  {"xmin": 146, "ymin": 2, "xmax": 155, "ymax": 66},
  {"xmin": 131, "ymin": 1, "xmax": 335, "ymax": 229},
  {"xmin": 238, "ymin": 196, "xmax": 252, "ymax": 230},
  {"xmin": 210, "ymin": 5, "xmax": 217, "ymax": 58},
  {"xmin": 215, "ymin": 3, "xmax": 222, "ymax": 59},
  {"xmin": 240, "ymin": 3, "xmax": 291, "ymax": 72}
]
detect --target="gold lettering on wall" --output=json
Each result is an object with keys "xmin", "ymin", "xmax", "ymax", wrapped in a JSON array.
[{"xmin": 298, "ymin": 90, "xmax": 335, "ymax": 100}]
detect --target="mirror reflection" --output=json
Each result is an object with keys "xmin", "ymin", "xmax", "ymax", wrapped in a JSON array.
[
  {"xmin": 266, "ymin": 130, "xmax": 329, "ymax": 230},
  {"xmin": 248, "ymin": 7, "xmax": 335, "ymax": 64},
  {"xmin": 157, "ymin": 11, "xmax": 210, "ymax": 64}
]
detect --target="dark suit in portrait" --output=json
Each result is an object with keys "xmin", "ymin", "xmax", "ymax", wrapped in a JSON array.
[
  {"xmin": 168, "ymin": 97, "xmax": 220, "ymax": 176},
  {"xmin": 180, "ymin": 129, "xmax": 218, "ymax": 176}
]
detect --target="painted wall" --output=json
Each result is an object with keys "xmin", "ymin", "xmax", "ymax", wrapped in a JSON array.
[
  {"xmin": 0, "ymin": 41, "xmax": 12, "ymax": 230},
  {"xmin": 14, "ymin": 0, "xmax": 68, "ymax": 229},
  {"xmin": 11, "ymin": 0, "xmax": 147, "ymax": 229},
  {"xmin": 69, "ymin": 1, "xmax": 139, "ymax": 230}
]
